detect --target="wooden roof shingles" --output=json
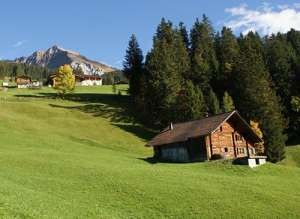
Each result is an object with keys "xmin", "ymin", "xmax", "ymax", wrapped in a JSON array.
[{"xmin": 146, "ymin": 111, "xmax": 262, "ymax": 147}]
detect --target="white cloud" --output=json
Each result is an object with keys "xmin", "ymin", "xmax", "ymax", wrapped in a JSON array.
[
  {"xmin": 225, "ymin": 3, "xmax": 300, "ymax": 35},
  {"xmin": 12, "ymin": 40, "xmax": 27, "ymax": 48}
]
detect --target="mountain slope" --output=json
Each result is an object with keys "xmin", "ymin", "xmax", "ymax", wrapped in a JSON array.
[
  {"xmin": 0, "ymin": 86, "xmax": 299, "ymax": 218},
  {"xmin": 15, "ymin": 45, "xmax": 117, "ymax": 75}
]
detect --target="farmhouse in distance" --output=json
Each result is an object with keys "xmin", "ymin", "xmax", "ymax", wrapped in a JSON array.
[{"xmin": 147, "ymin": 111, "xmax": 264, "ymax": 163}]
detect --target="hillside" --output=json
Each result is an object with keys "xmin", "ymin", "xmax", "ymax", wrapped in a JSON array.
[
  {"xmin": 280, "ymin": 145, "xmax": 300, "ymax": 167},
  {"xmin": 15, "ymin": 45, "xmax": 117, "ymax": 75},
  {"xmin": 0, "ymin": 86, "xmax": 299, "ymax": 218}
]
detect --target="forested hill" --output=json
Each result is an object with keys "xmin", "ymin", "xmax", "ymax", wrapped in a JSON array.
[
  {"xmin": 123, "ymin": 16, "xmax": 300, "ymax": 163},
  {"xmin": 0, "ymin": 61, "xmax": 50, "ymax": 81}
]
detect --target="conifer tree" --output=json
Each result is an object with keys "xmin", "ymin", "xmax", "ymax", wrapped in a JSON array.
[
  {"xmin": 179, "ymin": 22, "xmax": 189, "ymax": 50},
  {"xmin": 234, "ymin": 32, "xmax": 286, "ymax": 162},
  {"xmin": 123, "ymin": 34, "xmax": 144, "ymax": 101},
  {"xmin": 174, "ymin": 29, "xmax": 191, "ymax": 81},
  {"xmin": 222, "ymin": 91, "xmax": 235, "ymax": 112},
  {"xmin": 215, "ymin": 27, "xmax": 239, "ymax": 95},
  {"xmin": 265, "ymin": 33, "xmax": 296, "ymax": 107},
  {"xmin": 176, "ymin": 80, "xmax": 206, "ymax": 122},
  {"xmin": 207, "ymin": 88, "xmax": 221, "ymax": 115},
  {"xmin": 145, "ymin": 19, "xmax": 181, "ymax": 127},
  {"xmin": 190, "ymin": 15, "xmax": 218, "ymax": 92}
]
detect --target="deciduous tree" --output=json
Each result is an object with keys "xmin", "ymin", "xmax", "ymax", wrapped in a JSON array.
[{"xmin": 53, "ymin": 65, "xmax": 75, "ymax": 97}]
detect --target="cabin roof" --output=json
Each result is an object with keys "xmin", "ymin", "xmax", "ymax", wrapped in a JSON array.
[{"xmin": 146, "ymin": 111, "xmax": 263, "ymax": 147}]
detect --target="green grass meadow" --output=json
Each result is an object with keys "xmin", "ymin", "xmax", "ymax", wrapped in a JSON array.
[{"xmin": 0, "ymin": 85, "xmax": 299, "ymax": 218}]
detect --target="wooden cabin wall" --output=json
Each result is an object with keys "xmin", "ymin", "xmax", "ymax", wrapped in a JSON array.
[
  {"xmin": 209, "ymin": 122, "xmax": 255, "ymax": 159},
  {"xmin": 154, "ymin": 143, "xmax": 189, "ymax": 162}
]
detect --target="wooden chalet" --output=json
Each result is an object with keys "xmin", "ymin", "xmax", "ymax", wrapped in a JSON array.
[
  {"xmin": 15, "ymin": 76, "xmax": 32, "ymax": 88},
  {"xmin": 146, "ymin": 111, "xmax": 264, "ymax": 162}
]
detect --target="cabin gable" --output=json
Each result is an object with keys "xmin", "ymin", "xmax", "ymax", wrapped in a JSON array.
[{"xmin": 209, "ymin": 121, "xmax": 256, "ymax": 159}]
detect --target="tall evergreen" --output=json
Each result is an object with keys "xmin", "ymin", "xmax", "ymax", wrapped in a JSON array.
[
  {"xmin": 234, "ymin": 32, "xmax": 286, "ymax": 162},
  {"xmin": 222, "ymin": 91, "xmax": 235, "ymax": 112},
  {"xmin": 179, "ymin": 22, "xmax": 189, "ymax": 50},
  {"xmin": 145, "ymin": 19, "xmax": 181, "ymax": 127},
  {"xmin": 287, "ymin": 29, "xmax": 300, "ymax": 96},
  {"xmin": 265, "ymin": 33, "xmax": 296, "ymax": 107},
  {"xmin": 207, "ymin": 88, "xmax": 221, "ymax": 115},
  {"xmin": 123, "ymin": 34, "xmax": 144, "ymax": 101},
  {"xmin": 174, "ymin": 29, "xmax": 191, "ymax": 81},
  {"xmin": 176, "ymin": 80, "xmax": 206, "ymax": 122},
  {"xmin": 190, "ymin": 15, "xmax": 218, "ymax": 92},
  {"xmin": 215, "ymin": 27, "xmax": 239, "ymax": 95}
]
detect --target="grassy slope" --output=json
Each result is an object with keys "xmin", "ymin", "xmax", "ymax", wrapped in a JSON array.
[{"xmin": 0, "ymin": 86, "xmax": 299, "ymax": 219}]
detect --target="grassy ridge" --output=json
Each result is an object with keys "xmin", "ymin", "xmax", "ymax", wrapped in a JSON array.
[{"xmin": 0, "ymin": 86, "xmax": 299, "ymax": 218}]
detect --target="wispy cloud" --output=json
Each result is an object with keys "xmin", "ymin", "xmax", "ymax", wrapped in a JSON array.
[
  {"xmin": 12, "ymin": 40, "xmax": 27, "ymax": 48},
  {"xmin": 225, "ymin": 3, "xmax": 300, "ymax": 35}
]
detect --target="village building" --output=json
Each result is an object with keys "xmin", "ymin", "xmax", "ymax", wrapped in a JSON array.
[
  {"xmin": 48, "ymin": 74, "xmax": 102, "ymax": 87},
  {"xmin": 15, "ymin": 76, "xmax": 32, "ymax": 88},
  {"xmin": 76, "ymin": 75, "xmax": 103, "ymax": 86},
  {"xmin": 147, "ymin": 111, "xmax": 265, "ymax": 165}
]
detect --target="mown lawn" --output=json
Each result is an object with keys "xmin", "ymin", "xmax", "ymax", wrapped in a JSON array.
[{"xmin": 0, "ymin": 85, "xmax": 299, "ymax": 219}]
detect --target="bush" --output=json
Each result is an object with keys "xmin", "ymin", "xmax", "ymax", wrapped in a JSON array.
[{"xmin": 211, "ymin": 154, "xmax": 224, "ymax": 160}]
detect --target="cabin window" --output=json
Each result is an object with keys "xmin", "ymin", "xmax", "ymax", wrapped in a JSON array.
[
  {"xmin": 220, "ymin": 126, "xmax": 223, "ymax": 132},
  {"xmin": 239, "ymin": 148, "xmax": 244, "ymax": 154},
  {"xmin": 235, "ymin": 135, "xmax": 244, "ymax": 142},
  {"xmin": 224, "ymin": 147, "xmax": 228, "ymax": 153}
]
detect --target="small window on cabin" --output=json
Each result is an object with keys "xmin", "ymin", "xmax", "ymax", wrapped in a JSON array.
[
  {"xmin": 224, "ymin": 147, "xmax": 228, "ymax": 153},
  {"xmin": 220, "ymin": 126, "xmax": 223, "ymax": 132},
  {"xmin": 235, "ymin": 135, "xmax": 243, "ymax": 141},
  {"xmin": 239, "ymin": 148, "xmax": 243, "ymax": 154}
]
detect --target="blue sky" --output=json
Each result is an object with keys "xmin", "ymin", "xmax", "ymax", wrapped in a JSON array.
[{"xmin": 1, "ymin": 0, "xmax": 300, "ymax": 68}]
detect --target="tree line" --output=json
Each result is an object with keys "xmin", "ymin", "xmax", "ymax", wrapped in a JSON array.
[
  {"xmin": 123, "ymin": 15, "xmax": 300, "ymax": 163},
  {"xmin": 0, "ymin": 61, "xmax": 50, "ymax": 81}
]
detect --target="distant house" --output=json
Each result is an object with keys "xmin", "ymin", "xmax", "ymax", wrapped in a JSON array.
[
  {"xmin": 16, "ymin": 76, "xmax": 32, "ymax": 88},
  {"xmin": 146, "ymin": 111, "xmax": 264, "ymax": 163},
  {"xmin": 48, "ymin": 74, "xmax": 102, "ymax": 87},
  {"xmin": 77, "ymin": 75, "xmax": 103, "ymax": 86},
  {"xmin": 2, "ymin": 81, "xmax": 9, "ymax": 87}
]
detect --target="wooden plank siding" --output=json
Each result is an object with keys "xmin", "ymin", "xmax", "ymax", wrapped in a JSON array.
[{"xmin": 208, "ymin": 121, "xmax": 255, "ymax": 159}]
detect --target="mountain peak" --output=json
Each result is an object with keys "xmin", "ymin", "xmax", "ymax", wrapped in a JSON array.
[{"xmin": 15, "ymin": 46, "xmax": 117, "ymax": 75}]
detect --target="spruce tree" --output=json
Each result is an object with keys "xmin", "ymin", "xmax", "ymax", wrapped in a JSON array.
[
  {"xmin": 265, "ymin": 33, "xmax": 296, "ymax": 108},
  {"xmin": 145, "ymin": 19, "xmax": 181, "ymax": 127},
  {"xmin": 234, "ymin": 32, "xmax": 286, "ymax": 162},
  {"xmin": 176, "ymin": 80, "xmax": 206, "ymax": 122},
  {"xmin": 190, "ymin": 15, "xmax": 218, "ymax": 92},
  {"xmin": 174, "ymin": 29, "xmax": 191, "ymax": 81},
  {"xmin": 207, "ymin": 88, "xmax": 221, "ymax": 115},
  {"xmin": 179, "ymin": 22, "xmax": 189, "ymax": 50},
  {"xmin": 215, "ymin": 27, "xmax": 239, "ymax": 95},
  {"xmin": 222, "ymin": 91, "xmax": 235, "ymax": 112},
  {"xmin": 123, "ymin": 34, "xmax": 144, "ymax": 101}
]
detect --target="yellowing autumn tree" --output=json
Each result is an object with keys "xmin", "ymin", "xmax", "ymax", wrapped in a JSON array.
[
  {"xmin": 54, "ymin": 65, "xmax": 75, "ymax": 97},
  {"xmin": 250, "ymin": 120, "xmax": 265, "ymax": 154}
]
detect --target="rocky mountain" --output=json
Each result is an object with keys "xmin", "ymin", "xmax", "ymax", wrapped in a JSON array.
[{"xmin": 15, "ymin": 45, "xmax": 117, "ymax": 75}]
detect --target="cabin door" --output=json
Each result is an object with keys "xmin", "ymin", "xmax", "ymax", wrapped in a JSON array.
[{"xmin": 187, "ymin": 137, "xmax": 207, "ymax": 161}]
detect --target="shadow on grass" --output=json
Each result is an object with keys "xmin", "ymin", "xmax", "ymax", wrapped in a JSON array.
[{"xmin": 14, "ymin": 92, "xmax": 157, "ymax": 141}]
